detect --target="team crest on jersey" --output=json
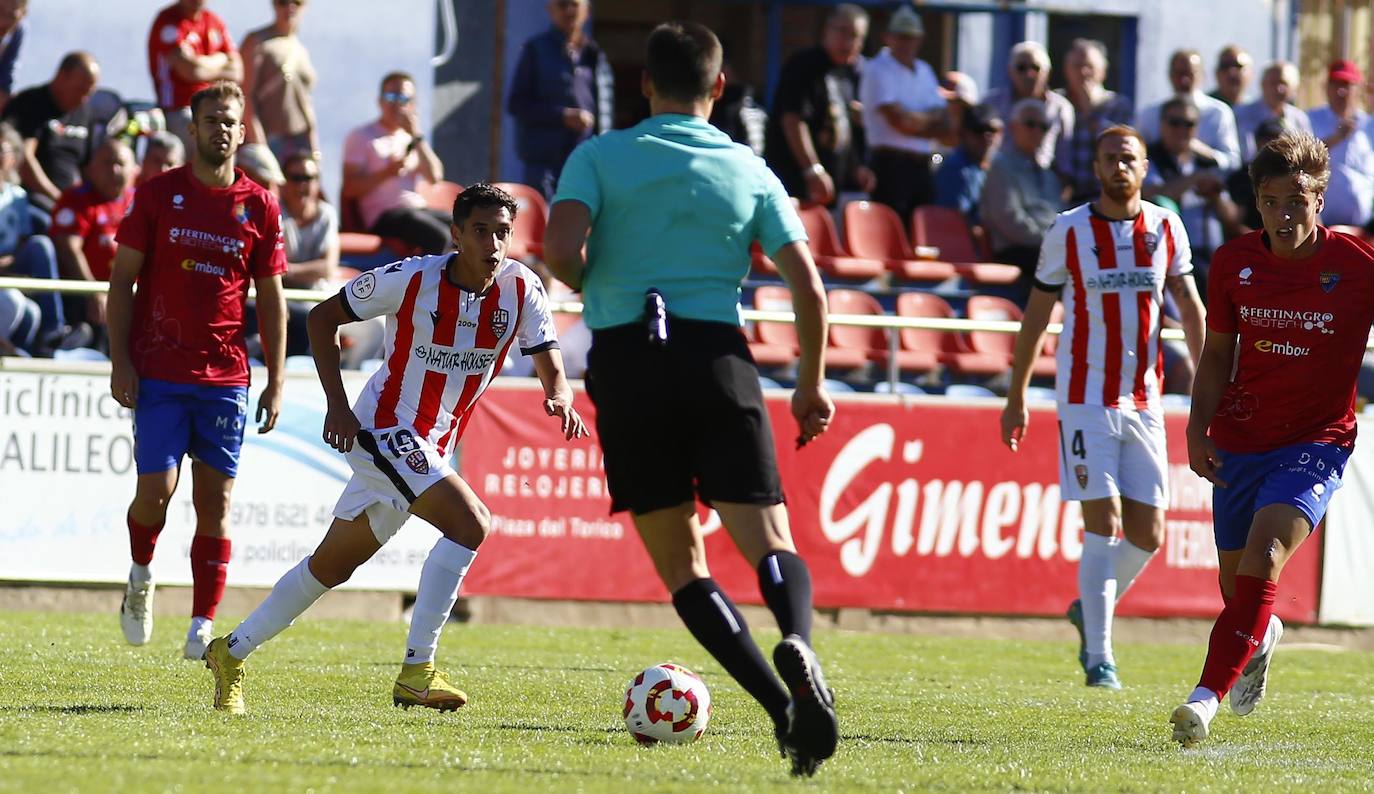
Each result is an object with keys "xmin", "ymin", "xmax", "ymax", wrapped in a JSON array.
[
  {"xmin": 405, "ymin": 450, "xmax": 429, "ymax": 475},
  {"xmin": 350, "ymin": 272, "xmax": 376, "ymax": 300},
  {"xmin": 1074, "ymin": 464, "xmax": 1089, "ymax": 489},
  {"xmin": 1320, "ymin": 271, "xmax": 1340, "ymax": 293},
  {"xmin": 233, "ymin": 202, "xmax": 249, "ymax": 225},
  {"xmin": 489, "ymin": 308, "xmax": 510, "ymax": 337},
  {"xmin": 1142, "ymin": 232, "xmax": 1159, "ymax": 256}
]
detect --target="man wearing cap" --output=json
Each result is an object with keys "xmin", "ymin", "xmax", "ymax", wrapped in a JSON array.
[
  {"xmin": 1308, "ymin": 59, "xmax": 1374, "ymax": 227},
  {"xmin": 858, "ymin": 5, "xmax": 950, "ymax": 220},
  {"xmin": 934, "ymin": 102, "xmax": 1001, "ymax": 225},
  {"xmin": 1232, "ymin": 61, "xmax": 1311, "ymax": 161}
]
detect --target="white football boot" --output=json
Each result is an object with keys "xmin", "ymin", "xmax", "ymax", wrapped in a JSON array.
[
  {"xmin": 1170, "ymin": 697, "xmax": 1217, "ymax": 748},
  {"xmin": 119, "ymin": 571, "xmax": 155, "ymax": 646},
  {"xmin": 1231, "ymin": 615, "xmax": 1284, "ymax": 716}
]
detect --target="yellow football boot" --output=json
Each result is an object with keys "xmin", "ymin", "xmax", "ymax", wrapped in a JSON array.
[
  {"xmin": 204, "ymin": 636, "xmax": 247, "ymax": 715},
  {"xmin": 392, "ymin": 662, "xmax": 468, "ymax": 712}
]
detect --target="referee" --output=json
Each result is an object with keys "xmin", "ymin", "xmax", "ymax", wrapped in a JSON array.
[{"xmin": 545, "ymin": 21, "xmax": 837, "ymax": 777}]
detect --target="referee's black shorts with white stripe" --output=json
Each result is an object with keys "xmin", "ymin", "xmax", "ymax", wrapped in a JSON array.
[{"xmin": 586, "ymin": 317, "xmax": 785, "ymax": 515}]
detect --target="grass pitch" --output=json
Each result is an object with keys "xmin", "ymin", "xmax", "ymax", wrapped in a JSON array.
[{"xmin": 2, "ymin": 610, "xmax": 1373, "ymax": 792}]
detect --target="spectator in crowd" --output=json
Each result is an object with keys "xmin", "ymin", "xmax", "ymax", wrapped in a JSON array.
[
  {"xmin": 1209, "ymin": 45, "xmax": 1253, "ymax": 108},
  {"xmin": 1140, "ymin": 49, "xmax": 1241, "ymax": 172},
  {"xmin": 934, "ymin": 103, "xmax": 1001, "ymax": 225},
  {"xmin": 0, "ymin": 122, "xmax": 67, "ymax": 352},
  {"xmin": 2, "ymin": 52, "xmax": 100, "ymax": 214},
  {"xmin": 1213, "ymin": 117, "xmax": 1286, "ymax": 240},
  {"xmin": 240, "ymin": 0, "xmax": 319, "ymax": 165},
  {"xmin": 709, "ymin": 51, "xmax": 767, "ymax": 156},
  {"xmin": 1309, "ymin": 60, "xmax": 1374, "ymax": 228},
  {"xmin": 1234, "ymin": 61, "xmax": 1310, "ymax": 161},
  {"xmin": 1058, "ymin": 38, "xmax": 1134, "ymax": 204},
  {"xmin": 859, "ymin": 5, "xmax": 949, "ymax": 221},
  {"xmin": 137, "ymin": 131, "xmax": 185, "ymax": 186},
  {"xmin": 147, "ymin": 0, "xmax": 242, "ymax": 152},
  {"xmin": 980, "ymin": 98, "xmax": 1062, "ymax": 285},
  {"xmin": 278, "ymin": 150, "xmax": 337, "ymax": 357},
  {"xmin": 0, "ymin": 285, "xmax": 37, "ymax": 355},
  {"xmin": 0, "ymin": 0, "xmax": 27, "ymax": 116},
  {"xmin": 236, "ymin": 142, "xmax": 284, "ymax": 196},
  {"xmin": 507, "ymin": 0, "xmax": 613, "ymax": 202},
  {"xmin": 984, "ymin": 41, "xmax": 1072, "ymax": 171},
  {"xmin": 342, "ymin": 71, "xmax": 448, "ymax": 254},
  {"xmin": 50, "ymin": 137, "xmax": 137, "ymax": 344},
  {"xmin": 1144, "ymin": 97, "xmax": 1225, "ymax": 267},
  {"xmin": 763, "ymin": 4, "xmax": 874, "ymax": 206}
]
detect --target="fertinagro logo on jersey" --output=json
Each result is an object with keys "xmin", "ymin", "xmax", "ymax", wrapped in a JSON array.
[
  {"xmin": 169, "ymin": 226, "xmax": 245, "ymax": 256},
  {"xmin": 413, "ymin": 344, "xmax": 496, "ymax": 373},
  {"xmin": 1239, "ymin": 306, "xmax": 1336, "ymax": 334}
]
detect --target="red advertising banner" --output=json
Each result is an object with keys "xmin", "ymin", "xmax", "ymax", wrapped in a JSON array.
[{"xmin": 460, "ymin": 382, "xmax": 1322, "ymax": 622}]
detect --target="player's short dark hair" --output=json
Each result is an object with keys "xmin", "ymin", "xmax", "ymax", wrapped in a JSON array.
[
  {"xmin": 1250, "ymin": 132, "xmax": 1331, "ymax": 195},
  {"xmin": 190, "ymin": 81, "xmax": 245, "ymax": 121},
  {"xmin": 57, "ymin": 51, "xmax": 96, "ymax": 74},
  {"xmin": 1093, "ymin": 124, "xmax": 1147, "ymax": 159},
  {"xmin": 452, "ymin": 182, "xmax": 519, "ymax": 226},
  {"xmin": 379, "ymin": 71, "xmax": 415, "ymax": 94},
  {"xmin": 645, "ymin": 21, "xmax": 722, "ymax": 103}
]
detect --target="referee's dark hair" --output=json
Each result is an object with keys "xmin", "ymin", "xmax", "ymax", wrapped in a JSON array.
[
  {"xmin": 451, "ymin": 182, "xmax": 519, "ymax": 226},
  {"xmin": 645, "ymin": 21, "xmax": 723, "ymax": 103}
]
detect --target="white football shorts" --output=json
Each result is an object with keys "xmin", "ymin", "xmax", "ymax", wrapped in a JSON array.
[
  {"xmin": 1055, "ymin": 403, "xmax": 1168, "ymax": 508},
  {"xmin": 333, "ymin": 426, "xmax": 454, "ymax": 544}
]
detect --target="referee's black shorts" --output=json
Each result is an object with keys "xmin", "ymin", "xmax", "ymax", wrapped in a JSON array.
[{"xmin": 585, "ymin": 316, "xmax": 784, "ymax": 515}]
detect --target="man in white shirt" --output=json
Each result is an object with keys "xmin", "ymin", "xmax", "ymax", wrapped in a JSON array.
[
  {"xmin": 1233, "ymin": 61, "xmax": 1311, "ymax": 161},
  {"xmin": 857, "ymin": 5, "xmax": 949, "ymax": 220},
  {"xmin": 1308, "ymin": 59, "xmax": 1374, "ymax": 228},
  {"xmin": 983, "ymin": 41, "xmax": 1073, "ymax": 171},
  {"xmin": 1139, "ymin": 50, "xmax": 1241, "ymax": 172}
]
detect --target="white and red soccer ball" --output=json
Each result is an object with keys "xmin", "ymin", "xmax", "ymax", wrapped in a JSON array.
[{"xmin": 623, "ymin": 663, "xmax": 712, "ymax": 745}]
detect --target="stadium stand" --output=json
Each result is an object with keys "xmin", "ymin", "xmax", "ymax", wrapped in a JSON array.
[{"xmin": 842, "ymin": 200, "xmax": 957, "ymax": 283}]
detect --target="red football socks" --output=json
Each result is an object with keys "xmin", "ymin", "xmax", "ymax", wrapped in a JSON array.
[
  {"xmin": 190, "ymin": 536, "xmax": 233, "ymax": 620},
  {"xmin": 127, "ymin": 513, "xmax": 164, "ymax": 566},
  {"xmin": 1198, "ymin": 574, "xmax": 1277, "ymax": 697}
]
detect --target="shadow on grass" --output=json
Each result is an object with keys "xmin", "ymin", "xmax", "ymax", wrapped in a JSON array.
[{"xmin": 0, "ymin": 704, "xmax": 144, "ymax": 715}]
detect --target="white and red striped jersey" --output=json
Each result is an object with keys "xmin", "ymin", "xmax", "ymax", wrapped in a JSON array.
[
  {"xmin": 1035, "ymin": 202, "xmax": 1193, "ymax": 410},
  {"xmin": 339, "ymin": 255, "xmax": 558, "ymax": 453}
]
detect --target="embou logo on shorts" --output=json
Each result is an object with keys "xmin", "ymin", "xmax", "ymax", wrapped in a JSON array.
[{"xmin": 405, "ymin": 450, "xmax": 429, "ymax": 475}]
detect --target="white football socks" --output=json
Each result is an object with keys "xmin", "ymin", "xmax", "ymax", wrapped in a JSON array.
[
  {"xmin": 1187, "ymin": 685, "xmax": 1220, "ymax": 716},
  {"xmin": 1113, "ymin": 539, "xmax": 1156, "ymax": 599},
  {"xmin": 227, "ymin": 557, "xmax": 328, "ymax": 661},
  {"xmin": 1080, "ymin": 532, "xmax": 1119, "ymax": 668},
  {"xmin": 130, "ymin": 563, "xmax": 152, "ymax": 585},
  {"xmin": 404, "ymin": 538, "xmax": 477, "ymax": 665},
  {"xmin": 188, "ymin": 616, "xmax": 212, "ymax": 639}
]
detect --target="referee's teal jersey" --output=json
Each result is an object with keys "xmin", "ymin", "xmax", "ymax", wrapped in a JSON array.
[{"xmin": 553, "ymin": 113, "xmax": 807, "ymax": 330}]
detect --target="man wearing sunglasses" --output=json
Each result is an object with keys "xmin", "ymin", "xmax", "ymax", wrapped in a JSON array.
[
  {"xmin": 1209, "ymin": 45, "xmax": 1253, "ymax": 109},
  {"xmin": 147, "ymin": 0, "xmax": 242, "ymax": 154},
  {"xmin": 981, "ymin": 97, "xmax": 1064, "ymax": 295},
  {"xmin": 985, "ymin": 41, "xmax": 1072, "ymax": 172},
  {"xmin": 342, "ymin": 71, "xmax": 449, "ymax": 254},
  {"xmin": 507, "ymin": 0, "xmax": 613, "ymax": 202},
  {"xmin": 1139, "ymin": 49, "xmax": 1241, "ymax": 173},
  {"xmin": 1144, "ymin": 98, "xmax": 1226, "ymax": 271}
]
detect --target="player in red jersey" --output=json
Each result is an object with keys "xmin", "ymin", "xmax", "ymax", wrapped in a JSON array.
[
  {"xmin": 107, "ymin": 81, "xmax": 287, "ymax": 661},
  {"xmin": 1170, "ymin": 132, "xmax": 1374, "ymax": 745}
]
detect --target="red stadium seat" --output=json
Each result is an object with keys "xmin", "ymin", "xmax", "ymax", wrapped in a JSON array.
[
  {"xmin": 795, "ymin": 205, "xmax": 885, "ymax": 280},
  {"xmin": 750, "ymin": 241, "xmax": 778, "ymax": 276},
  {"xmin": 910, "ymin": 206, "xmax": 1021, "ymax": 286},
  {"xmin": 749, "ymin": 285, "xmax": 798, "ymax": 367},
  {"xmin": 895, "ymin": 292, "xmax": 966, "ymax": 371},
  {"xmin": 945, "ymin": 295, "xmax": 1055, "ymax": 378},
  {"xmin": 826, "ymin": 288, "xmax": 887, "ymax": 369},
  {"xmin": 493, "ymin": 182, "xmax": 547, "ymax": 261},
  {"xmin": 842, "ymin": 201, "xmax": 956, "ymax": 282}
]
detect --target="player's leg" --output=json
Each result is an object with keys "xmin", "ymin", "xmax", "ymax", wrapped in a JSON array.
[
  {"xmin": 120, "ymin": 379, "xmax": 190, "ymax": 645},
  {"xmin": 1115, "ymin": 408, "xmax": 1170, "ymax": 598}
]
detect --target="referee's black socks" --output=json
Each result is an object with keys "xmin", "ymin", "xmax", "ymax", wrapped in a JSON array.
[
  {"xmin": 672, "ymin": 578, "xmax": 790, "ymax": 726},
  {"xmin": 757, "ymin": 550, "xmax": 814, "ymax": 645}
]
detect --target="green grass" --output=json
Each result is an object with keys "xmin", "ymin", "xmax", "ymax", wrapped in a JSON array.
[{"xmin": 2, "ymin": 611, "xmax": 1373, "ymax": 792}]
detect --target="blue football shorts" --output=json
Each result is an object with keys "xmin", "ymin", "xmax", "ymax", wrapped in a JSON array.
[
  {"xmin": 133, "ymin": 378, "xmax": 249, "ymax": 478},
  {"xmin": 1212, "ymin": 441, "xmax": 1351, "ymax": 551}
]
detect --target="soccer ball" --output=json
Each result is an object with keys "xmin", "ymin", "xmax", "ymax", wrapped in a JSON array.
[{"xmin": 622, "ymin": 663, "xmax": 712, "ymax": 745}]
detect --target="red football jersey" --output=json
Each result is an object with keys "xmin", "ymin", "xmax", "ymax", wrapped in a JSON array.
[
  {"xmin": 115, "ymin": 166, "xmax": 287, "ymax": 386},
  {"xmin": 1207, "ymin": 227, "xmax": 1374, "ymax": 452},
  {"xmin": 147, "ymin": 3, "xmax": 235, "ymax": 110},
  {"xmin": 51, "ymin": 184, "xmax": 134, "ymax": 281}
]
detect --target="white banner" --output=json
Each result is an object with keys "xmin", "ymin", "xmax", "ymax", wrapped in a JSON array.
[
  {"xmin": 1321, "ymin": 416, "xmax": 1374, "ymax": 626},
  {"xmin": 0, "ymin": 368, "xmax": 438, "ymax": 591}
]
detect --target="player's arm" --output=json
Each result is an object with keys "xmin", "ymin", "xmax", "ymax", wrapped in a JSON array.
[
  {"xmin": 1186, "ymin": 329, "xmax": 1237, "ymax": 487},
  {"xmin": 531, "ymin": 348, "xmax": 588, "ymax": 441},
  {"xmin": 771, "ymin": 240, "xmax": 834, "ymax": 445},
  {"xmin": 253, "ymin": 273, "xmax": 287, "ymax": 433},
  {"xmin": 544, "ymin": 199, "xmax": 590, "ymax": 290},
  {"xmin": 18, "ymin": 136, "xmax": 60, "ymax": 203},
  {"xmin": 341, "ymin": 157, "xmax": 405, "ymax": 200},
  {"xmin": 307, "ymin": 294, "xmax": 360, "ymax": 452},
  {"xmin": 1166, "ymin": 273, "xmax": 1207, "ymax": 365},
  {"xmin": 1001, "ymin": 285, "xmax": 1057, "ymax": 451},
  {"xmin": 106, "ymin": 245, "xmax": 145, "ymax": 408},
  {"xmin": 877, "ymin": 102, "xmax": 947, "ymax": 138}
]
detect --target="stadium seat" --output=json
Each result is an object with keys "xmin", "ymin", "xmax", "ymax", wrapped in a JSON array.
[
  {"xmin": 336, "ymin": 196, "xmax": 387, "ymax": 257},
  {"xmin": 420, "ymin": 180, "xmax": 464, "ymax": 212},
  {"xmin": 1025, "ymin": 385, "xmax": 1057, "ymax": 403},
  {"xmin": 944, "ymin": 383, "xmax": 999, "ymax": 400},
  {"xmin": 874, "ymin": 380, "xmax": 926, "ymax": 395},
  {"xmin": 894, "ymin": 291, "xmax": 973, "ymax": 374},
  {"xmin": 493, "ymin": 182, "xmax": 546, "ymax": 261},
  {"xmin": 750, "ymin": 241, "xmax": 778, "ymax": 277},
  {"xmin": 795, "ymin": 205, "xmax": 885, "ymax": 280},
  {"xmin": 944, "ymin": 295, "xmax": 1054, "ymax": 378},
  {"xmin": 749, "ymin": 285, "xmax": 798, "ymax": 367},
  {"xmin": 841, "ymin": 201, "xmax": 957, "ymax": 283},
  {"xmin": 910, "ymin": 206, "xmax": 1021, "ymax": 286},
  {"xmin": 758, "ymin": 375, "xmax": 783, "ymax": 390},
  {"xmin": 826, "ymin": 288, "xmax": 888, "ymax": 370}
]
